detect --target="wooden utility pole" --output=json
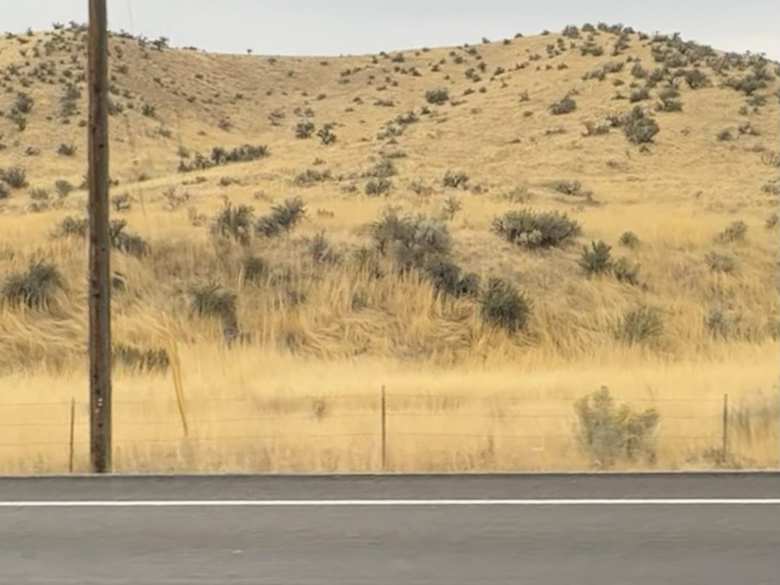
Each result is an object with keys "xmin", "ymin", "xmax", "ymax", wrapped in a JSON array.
[{"xmin": 88, "ymin": 0, "xmax": 112, "ymax": 473}]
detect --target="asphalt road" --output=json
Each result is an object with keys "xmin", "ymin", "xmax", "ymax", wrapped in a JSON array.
[{"xmin": 1, "ymin": 473, "xmax": 779, "ymax": 585}]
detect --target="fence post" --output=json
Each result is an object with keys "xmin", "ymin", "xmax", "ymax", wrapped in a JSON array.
[
  {"xmin": 68, "ymin": 398, "xmax": 76, "ymax": 474},
  {"xmin": 381, "ymin": 385, "xmax": 387, "ymax": 471},
  {"xmin": 721, "ymin": 393, "xmax": 729, "ymax": 464}
]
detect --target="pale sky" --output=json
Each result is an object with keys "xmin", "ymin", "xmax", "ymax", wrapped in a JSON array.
[{"xmin": 2, "ymin": 0, "xmax": 778, "ymax": 60}]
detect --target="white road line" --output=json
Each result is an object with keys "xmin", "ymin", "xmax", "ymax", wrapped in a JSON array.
[{"xmin": 1, "ymin": 499, "xmax": 780, "ymax": 507}]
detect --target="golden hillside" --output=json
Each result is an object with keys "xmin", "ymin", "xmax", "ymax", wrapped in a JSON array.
[{"xmin": 0, "ymin": 23, "xmax": 778, "ymax": 473}]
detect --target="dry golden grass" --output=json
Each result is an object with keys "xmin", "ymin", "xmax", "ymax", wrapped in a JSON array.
[
  {"xmin": 0, "ymin": 25, "xmax": 778, "ymax": 473},
  {"xmin": 0, "ymin": 345, "xmax": 777, "ymax": 474}
]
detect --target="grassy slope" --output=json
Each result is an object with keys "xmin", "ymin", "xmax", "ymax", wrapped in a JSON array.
[{"xmin": 0, "ymin": 24, "xmax": 778, "ymax": 472}]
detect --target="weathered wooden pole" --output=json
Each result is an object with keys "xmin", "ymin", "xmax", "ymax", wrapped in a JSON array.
[{"xmin": 88, "ymin": 0, "xmax": 112, "ymax": 473}]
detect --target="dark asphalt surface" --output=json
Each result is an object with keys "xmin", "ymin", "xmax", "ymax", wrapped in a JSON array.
[{"xmin": 1, "ymin": 473, "xmax": 779, "ymax": 585}]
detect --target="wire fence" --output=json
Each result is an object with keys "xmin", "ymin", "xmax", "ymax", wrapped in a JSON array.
[{"xmin": 0, "ymin": 390, "xmax": 776, "ymax": 473}]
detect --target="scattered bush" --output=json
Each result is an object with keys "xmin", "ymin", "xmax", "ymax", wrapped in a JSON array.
[
  {"xmin": 682, "ymin": 68, "xmax": 710, "ymax": 89},
  {"xmin": 630, "ymin": 87, "xmax": 651, "ymax": 103},
  {"xmin": 1, "ymin": 260, "xmax": 64, "ymax": 310},
  {"xmin": 178, "ymin": 144, "xmax": 269, "ymax": 172},
  {"xmin": 622, "ymin": 107, "xmax": 660, "ymax": 144},
  {"xmin": 425, "ymin": 88, "xmax": 450, "ymax": 105},
  {"xmin": 616, "ymin": 306, "xmax": 664, "ymax": 345},
  {"xmin": 717, "ymin": 129, "xmax": 734, "ymax": 142},
  {"xmin": 295, "ymin": 120, "xmax": 315, "ymax": 139},
  {"xmin": 294, "ymin": 168, "xmax": 332, "ymax": 187},
  {"xmin": 443, "ymin": 170, "xmax": 469, "ymax": 189},
  {"xmin": 55, "ymin": 216, "xmax": 89, "ymax": 238},
  {"xmin": 550, "ymin": 96, "xmax": 577, "ymax": 115},
  {"xmin": 57, "ymin": 143, "xmax": 77, "ymax": 157},
  {"xmin": 575, "ymin": 387, "xmax": 660, "ymax": 468},
  {"xmin": 241, "ymin": 255, "xmax": 269, "ymax": 285},
  {"xmin": 716, "ymin": 220, "xmax": 747, "ymax": 243},
  {"xmin": 1, "ymin": 167, "xmax": 28, "ymax": 189},
  {"xmin": 367, "ymin": 158, "xmax": 397, "ymax": 179},
  {"xmin": 211, "ymin": 202, "xmax": 254, "ymax": 245},
  {"xmin": 424, "ymin": 258, "xmax": 480, "ymax": 298},
  {"xmin": 619, "ymin": 231, "xmax": 640, "ymax": 249},
  {"xmin": 492, "ymin": 209, "xmax": 581, "ymax": 250},
  {"xmin": 553, "ymin": 180, "xmax": 593, "ymax": 200},
  {"xmin": 370, "ymin": 208, "xmax": 451, "ymax": 269},
  {"xmin": 110, "ymin": 220, "xmax": 149, "ymax": 257},
  {"xmin": 189, "ymin": 283, "xmax": 239, "ymax": 343},
  {"xmin": 365, "ymin": 178, "xmax": 392, "ymax": 196},
  {"xmin": 256, "ymin": 197, "xmax": 306, "ymax": 237},
  {"xmin": 13, "ymin": 92, "xmax": 34, "ymax": 114},
  {"xmin": 54, "ymin": 180, "xmax": 75, "ymax": 198},
  {"xmin": 480, "ymin": 278, "xmax": 531, "ymax": 333},
  {"xmin": 317, "ymin": 125, "xmax": 337, "ymax": 145},
  {"xmin": 29, "ymin": 188, "xmax": 49, "ymax": 201},
  {"xmin": 579, "ymin": 241, "xmax": 613, "ymax": 275}
]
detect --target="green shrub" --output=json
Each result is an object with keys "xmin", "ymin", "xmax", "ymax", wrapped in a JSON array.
[
  {"xmin": 2, "ymin": 260, "xmax": 64, "ymax": 310},
  {"xmin": 54, "ymin": 179, "xmax": 75, "ymax": 198},
  {"xmin": 1, "ymin": 167, "xmax": 28, "ymax": 189},
  {"xmin": 370, "ymin": 208, "xmax": 451, "ymax": 269},
  {"xmin": 294, "ymin": 168, "xmax": 332, "ymax": 187},
  {"xmin": 365, "ymin": 178, "xmax": 392, "ymax": 196},
  {"xmin": 716, "ymin": 220, "xmax": 747, "ymax": 243},
  {"xmin": 190, "ymin": 283, "xmax": 239, "ymax": 343},
  {"xmin": 256, "ymin": 197, "xmax": 306, "ymax": 237},
  {"xmin": 57, "ymin": 143, "xmax": 77, "ymax": 157},
  {"xmin": 630, "ymin": 87, "xmax": 651, "ymax": 102},
  {"xmin": 616, "ymin": 306, "xmax": 664, "ymax": 345},
  {"xmin": 241, "ymin": 255, "xmax": 269, "ymax": 285},
  {"xmin": 55, "ymin": 216, "xmax": 89, "ymax": 238},
  {"xmin": 492, "ymin": 209, "xmax": 581, "ymax": 250},
  {"xmin": 211, "ymin": 202, "xmax": 254, "ymax": 245},
  {"xmin": 316, "ymin": 125, "xmax": 337, "ymax": 145},
  {"xmin": 622, "ymin": 107, "xmax": 659, "ymax": 144},
  {"xmin": 553, "ymin": 180, "xmax": 593, "ymax": 200},
  {"xmin": 443, "ymin": 170, "xmax": 469, "ymax": 189},
  {"xmin": 550, "ymin": 96, "xmax": 577, "ymax": 115},
  {"xmin": 619, "ymin": 231, "xmax": 640, "ymax": 249},
  {"xmin": 657, "ymin": 97, "xmax": 683, "ymax": 112},
  {"xmin": 480, "ymin": 278, "xmax": 531, "ymax": 333},
  {"xmin": 425, "ymin": 88, "xmax": 450, "ymax": 105},
  {"xmin": 717, "ymin": 129, "xmax": 734, "ymax": 142},
  {"xmin": 366, "ymin": 158, "xmax": 397, "ymax": 179},
  {"xmin": 575, "ymin": 387, "xmax": 660, "ymax": 468},
  {"xmin": 561, "ymin": 25, "xmax": 580, "ymax": 39},
  {"xmin": 579, "ymin": 240, "xmax": 613, "ymax": 275},
  {"xmin": 109, "ymin": 220, "xmax": 149, "ymax": 257},
  {"xmin": 295, "ymin": 120, "xmax": 315, "ymax": 139},
  {"xmin": 178, "ymin": 144, "xmax": 269, "ymax": 172},
  {"xmin": 424, "ymin": 258, "xmax": 480, "ymax": 298},
  {"xmin": 682, "ymin": 68, "xmax": 710, "ymax": 89},
  {"xmin": 630, "ymin": 62, "xmax": 648, "ymax": 79}
]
